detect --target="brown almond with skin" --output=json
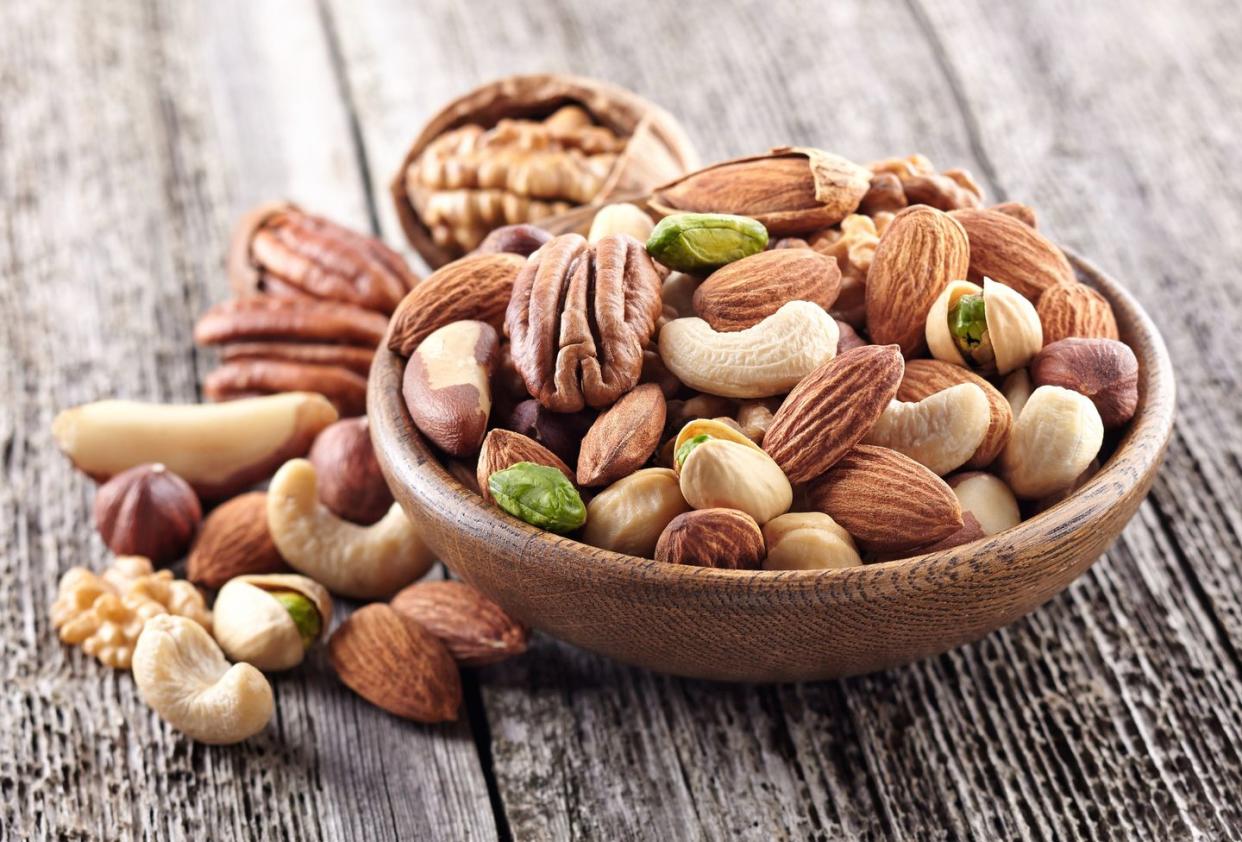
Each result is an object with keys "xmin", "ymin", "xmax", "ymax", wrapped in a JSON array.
[
  {"xmin": 329, "ymin": 604, "xmax": 461, "ymax": 723},
  {"xmin": 807, "ymin": 445, "xmax": 964, "ymax": 552},
  {"xmin": 649, "ymin": 147, "xmax": 871, "ymax": 235},
  {"xmin": 834, "ymin": 320, "xmax": 867, "ymax": 353},
  {"xmin": 1030, "ymin": 338, "xmax": 1139, "ymax": 428},
  {"xmin": 309, "ymin": 417, "xmax": 393, "ymax": 525},
  {"xmin": 654, "ymin": 508, "xmax": 765, "ymax": 569},
  {"xmin": 865, "ymin": 205, "xmax": 970, "ymax": 357},
  {"xmin": 990, "ymin": 201, "xmax": 1038, "ymax": 228},
  {"xmin": 950, "ymin": 208, "xmax": 1074, "ymax": 301},
  {"xmin": 1035, "ymin": 284, "xmax": 1120, "ymax": 344},
  {"xmin": 763, "ymin": 345, "xmax": 905, "ymax": 484},
  {"xmin": 476, "ymin": 429, "xmax": 575, "ymax": 503},
  {"xmin": 403, "ymin": 320, "xmax": 500, "ymax": 457},
  {"xmin": 898, "ymin": 359, "xmax": 1013, "ymax": 468},
  {"xmin": 691, "ymin": 249, "xmax": 842, "ymax": 332},
  {"xmin": 388, "ymin": 252, "xmax": 526, "ymax": 356},
  {"xmin": 576, "ymin": 384, "xmax": 667, "ymax": 487},
  {"xmin": 390, "ymin": 580, "xmax": 529, "ymax": 667},
  {"xmin": 186, "ymin": 492, "xmax": 291, "ymax": 589}
]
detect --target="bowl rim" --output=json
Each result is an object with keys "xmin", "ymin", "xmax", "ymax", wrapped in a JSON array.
[{"xmin": 371, "ymin": 250, "xmax": 1176, "ymax": 590}]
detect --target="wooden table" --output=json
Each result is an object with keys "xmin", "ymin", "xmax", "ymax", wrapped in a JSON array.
[{"xmin": 3, "ymin": 1, "xmax": 1240, "ymax": 839}]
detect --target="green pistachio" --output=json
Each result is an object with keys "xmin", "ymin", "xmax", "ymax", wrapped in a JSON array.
[
  {"xmin": 645, "ymin": 213, "xmax": 768, "ymax": 272},
  {"xmin": 270, "ymin": 590, "xmax": 321, "ymax": 649},
  {"xmin": 488, "ymin": 462, "xmax": 587, "ymax": 533},
  {"xmin": 948, "ymin": 293, "xmax": 988, "ymax": 356},
  {"xmin": 674, "ymin": 434, "xmax": 712, "ymax": 470}
]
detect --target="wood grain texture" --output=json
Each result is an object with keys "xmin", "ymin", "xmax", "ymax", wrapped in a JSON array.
[
  {"xmin": 0, "ymin": 2, "xmax": 494, "ymax": 840},
  {"xmin": 4, "ymin": 0, "xmax": 1242, "ymax": 840}
]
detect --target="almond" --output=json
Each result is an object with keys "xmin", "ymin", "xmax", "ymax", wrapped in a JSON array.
[
  {"xmin": 950, "ymin": 208, "xmax": 1074, "ymax": 301},
  {"xmin": 865, "ymin": 205, "xmax": 970, "ymax": 356},
  {"xmin": 654, "ymin": 508, "xmax": 765, "ymax": 569},
  {"xmin": 476, "ymin": 429, "xmax": 575, "ymax": 502},
  {"xmin": 806, "ymin": 445, "xmax": 963, "ymax": 552},
  {"xmin": 649, "ymin": 147, "xmax": 871, "ymax": 235},
  {"xmin": 691, "ymin": 249, "xmax": 841, "ymax": 332},
  {"xmin": 390, "ymin": 580, "xmax": 528, "ymax": 667},
  {"xmin": 898, "ymin": 359, "xmax": 1013, "ymax": 468},
  {"xmin": 328, "ymin": 603, "xmax": 461, "ymax": 723},
  {"xmin": 763, "ymin": 345, "xmax": 905, "ymax": 484},
  {"xmin": 1035, "ymin": 283, "xmax": 1120, "ymax": 344},
  {"xmin": 402, "ymin": 320, "xmax": 500, "ymax": 456},
  {"xmin": 186, "ymin": 492, "xmax": 291, "ymax": 590},
  {"xmin": 576, "ymin": 384, "xmax": 667, "ymax": 487},
  {"xmin": 387, "ymin": 252, "xmax": 526, "ymax": 356}
]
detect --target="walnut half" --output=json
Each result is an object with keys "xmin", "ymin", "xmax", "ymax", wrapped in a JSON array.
[{"xmin": 505, "ymin": 233, "xmax": 663, "ymax": 413}]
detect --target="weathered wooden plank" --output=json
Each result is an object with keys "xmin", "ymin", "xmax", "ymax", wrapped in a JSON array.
[
  {"xmin": 333, "ymin": 0, "xmax": 1242, "ymax": 839},
  {"xmin": 0, "ymin": 2, "xmax": 495, "ymax": 839}
]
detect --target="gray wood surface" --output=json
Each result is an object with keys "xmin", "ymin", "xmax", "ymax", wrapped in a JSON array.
[{"xmin": 2, "ymin": 0, "xmax": 1239, "ymax": 839}]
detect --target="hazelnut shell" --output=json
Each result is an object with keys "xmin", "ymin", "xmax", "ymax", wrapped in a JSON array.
[
  {"xmin": 93, "ymin": 463, "xmax": 201, "ymax": 564},
  {"xmin": 308, "ymin": 417, "xmax": 394, "ymax": 525}
]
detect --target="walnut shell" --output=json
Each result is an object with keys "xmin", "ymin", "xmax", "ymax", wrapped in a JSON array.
[{"xmin": 391, "ymin": 74, "xmax": 699, "ymax": 268}]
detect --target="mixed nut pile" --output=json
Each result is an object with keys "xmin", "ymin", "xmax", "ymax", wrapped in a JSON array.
[
  {"xmin": 46, "ymin": 77, "xmax": 1141, "ymax": 746},
  {"xmin": 391, "ymin": 146, "xmax": 1138, "ymax": 568}
]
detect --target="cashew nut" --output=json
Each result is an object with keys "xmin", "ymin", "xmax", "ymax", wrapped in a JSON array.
[
  {"xmin": 588, "ymin": 203, "xmax": 655, "ymax": 244},
  {"xmin": 1003, "ymin": 368, "xmax": 1033, "ymax": 419},
  {"xmin": 762, "ymin": 512, "xmax": 862, "ymax": 570},
  {"xmin": 132, "ymin": 615, "xmax": 274, "ymax": 745},
  {"xmin": 267, "ymin": 459, "xmax": 435, "ymax": 599},
  {"xmin": 658, "ymin": 300, "xmax": 839, "ymax": 398},
  {"xmin": 947, "ymin": 472, "xmax": 1021, "ymax": 535},
  {"xmin": 678, "ymin": 437, "xmax": 792, "ymax": 524},
  {"xmin": 212, "ymin": 574, "xmax": 332, "ymax": 671},
  {"xmin": 926, "ymin": 277, "xmax": 1042, "ymax": 375},
  {"xmin": 863, "ymin": 382, "xmax": 991, "ymax": 476},
  {"xmin": 582, "ymin": 468, "xmax": 692, "ymax": 557},
  {"xmin": 1000, "ymin": 385, "xmax": 1104, "ymax": 499},
  {"xmin": 51, "ymin": 393, "xmax": 338, "ymax": 501}
]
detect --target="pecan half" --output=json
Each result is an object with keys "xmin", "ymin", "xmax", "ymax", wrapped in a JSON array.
[
  {"xmin": 505, "ymin": 233, "xmax": 662, "ymax": 412},
  {"xmin": 228, "ymin": 202, "xmax": 417, "ymax": 314},
  {"xmin": 219, "ymin": 342, "xmax": 375, "ymax": 375},
  {"xmin": 205, "ymin": 360, "xmax": 367, "ymax": 417},
  {"xmin": 194, "ymin": 296, "xmax": 388, "ymax": 349}
]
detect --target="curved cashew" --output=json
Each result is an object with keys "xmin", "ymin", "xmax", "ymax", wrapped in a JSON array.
[
  {"xmin": 678, "ymin": 438, "xmax": 792, "ymax": 524},
  {"xmin": 1000, "ymin": 386, "xmax": 1104, "ymax": 499},
  {"xmin": 762, "ymin": 512, "xmax": 862, "ymax": 570},
  {"xmin": 863, "ymin": 383, "xmax": 991, "ymax": 476},
  {"xmin": 267, "ymin": 459, "xmax": 435, "ymax": 599},
  {"xmin": 948, "ymin": 472, "xmax": 1021, "ymax": 535},
  {"xmin": 132, "ymin": 615, "xmax": 273, "ymax": 745},
  {"xmin": 658, "ymin": 301, "xmax": 839, "ymax": 398}
]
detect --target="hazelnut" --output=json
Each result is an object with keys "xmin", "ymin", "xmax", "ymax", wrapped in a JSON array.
[
  {"xmin": 1030, "ymin": 338, "xmax": 1139, "ymax": 428},
  {"xmin": 308, "ymin": 417, "xmax": 394, "ymax": 525},
  {"xmin": 654, "ymin": 508, "xmax": 765, "ymax": 569},
  {"xmin": 502, "ymin": 399, "xmax": 596, "ymax": 467},
  {"xmin": 474, "ymin": 223, "xmax": 551, "ymax": 258},
  {"xmin": 93, "ymin": 463, "xmax": 201, "ymax": 564}
]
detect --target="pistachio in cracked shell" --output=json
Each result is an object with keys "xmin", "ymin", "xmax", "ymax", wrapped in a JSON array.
[
  {"xmin": 678, "ymin": 437, "xmax": 792, "ymax": 525},
  {"xmin": 925, "ymin": 277, "xmax": 1042, "ymax": 375},
  {"xmin": 645, "ymin": 212, "xmax": 768, "ymax": 272},
  {"xmin": 488, "ymin": 462, "xmax": 587, "ymax": 533},
  {"xmin": 403, "ymin": 320, "xmax": 500, "ymax": 456},
  {"xmin": 582, "ymin": 468, "xmax": 691, "ymax": 557},
  {"xmin": 213, "ymin": 574, "xmax": 332, "ymax": 671}
]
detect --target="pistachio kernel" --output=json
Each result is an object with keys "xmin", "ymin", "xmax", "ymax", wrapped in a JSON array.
[
  {"xmin": 270, "ymin": 590, "xmax": 321, "ymax": 648},
  {"xmin": 948, "ymin": 293, "xmax": 994, "ymax": 366},
  {"xmin": 488, "ymin": 462, "xmax": 587, "ymax": 533},
  {"xmin": 674, "ymin": 434, "xmax": 712, "ymax": 470},
  {"xmin": 645, "ymin": 213, "xmax": 768, "ymax": 272}
]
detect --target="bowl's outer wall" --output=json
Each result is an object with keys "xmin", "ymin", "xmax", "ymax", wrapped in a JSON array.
[{"xmin": 369, "ymin": 255, "xmax": 1176, "ymax": 682}]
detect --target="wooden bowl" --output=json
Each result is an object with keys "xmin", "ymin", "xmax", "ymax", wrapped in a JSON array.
[{"xmin": 369, "ymin": 254, "xmax": 1175, "ymax": 682}]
